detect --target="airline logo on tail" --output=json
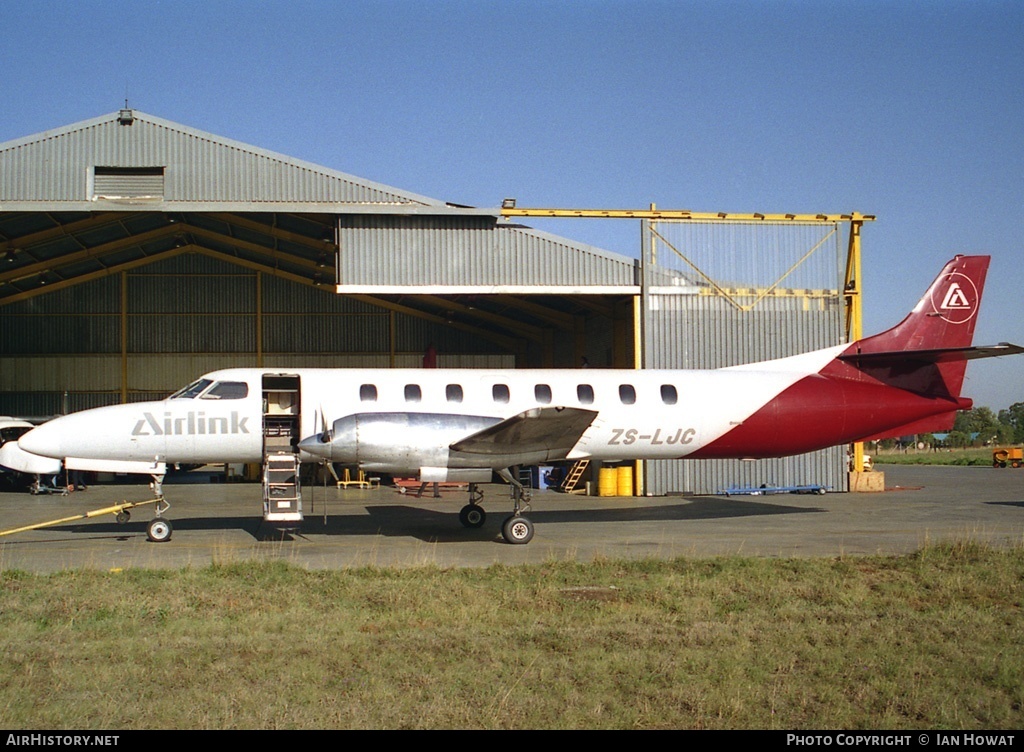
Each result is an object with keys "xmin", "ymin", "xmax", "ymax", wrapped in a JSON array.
[{"xmin": 931, "ymin": 273, "xmax": 979, "ymax": 324}]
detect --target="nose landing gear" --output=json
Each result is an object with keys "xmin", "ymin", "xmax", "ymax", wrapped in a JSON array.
[{"xmin": 144, "ymin": 474, "xmax": 172, "ymax": 543}]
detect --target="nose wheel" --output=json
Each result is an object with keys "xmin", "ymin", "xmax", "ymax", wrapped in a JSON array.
[
  {"xmin": 145, "ymin": 475, "xmax": 172, "ymax": 542},
  {"xmin": 147, "ymin": 517, "xmax": 172, "ymax": 542}
]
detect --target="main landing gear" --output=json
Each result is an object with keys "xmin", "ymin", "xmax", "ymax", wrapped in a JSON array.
[{"xmin": 457, "ymin": 471, "xmax": 535, "ymax": 545}]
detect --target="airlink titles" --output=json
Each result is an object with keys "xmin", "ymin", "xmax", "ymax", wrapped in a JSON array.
[{"xmin": 131, "ymin": 411, "xmax": 251, "ymax": 436}]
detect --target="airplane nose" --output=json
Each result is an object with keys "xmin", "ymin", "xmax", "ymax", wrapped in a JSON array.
[{"xmin": 17, "ymin": 422, "xmax": 64, "ymax": 459}]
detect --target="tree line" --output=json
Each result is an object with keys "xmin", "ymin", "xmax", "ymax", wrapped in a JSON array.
[{"xmin": 942, "ymin": 404, "xmax": 1024, "ymax": 447}]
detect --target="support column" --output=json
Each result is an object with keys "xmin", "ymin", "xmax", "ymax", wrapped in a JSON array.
[
  {"xmin": 255, "ymin": 272, "xmax": 263, "ymax": 368},
  {"xmin": 120, "ymin": 271, "xmax": 128, "ymax": 404},
  {"xmin": 844, "ymin": 218, "xmax": 881, "ymax": 491}
]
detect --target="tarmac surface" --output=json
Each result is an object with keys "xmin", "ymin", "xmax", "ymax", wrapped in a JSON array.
[{"xmin": 0, "ymin": 464, "xmax": 1022, "ymax": 572}]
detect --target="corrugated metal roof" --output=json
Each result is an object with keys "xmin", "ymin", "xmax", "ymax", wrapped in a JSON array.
[{"xmin": 0, "ymin": 110, "xmax": 444, "ymax": 210}]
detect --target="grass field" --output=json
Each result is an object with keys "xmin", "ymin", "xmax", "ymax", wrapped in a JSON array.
[
  {"xmin": 874, "ymin": 447, "xmax": 1016, "ymax": 467},
  {"xmin": 1, "ymin": 541, "xmax": 1022, "ymax": 729}
]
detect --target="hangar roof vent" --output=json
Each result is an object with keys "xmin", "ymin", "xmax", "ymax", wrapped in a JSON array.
[{"xmin": 93, "ymin": 166, "xmax": 165, "ymax": 200}]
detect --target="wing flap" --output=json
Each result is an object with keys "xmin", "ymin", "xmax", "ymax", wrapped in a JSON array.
[{"xmin": 450, "ymin": 407, "xmax": 598, "ymax": 460}]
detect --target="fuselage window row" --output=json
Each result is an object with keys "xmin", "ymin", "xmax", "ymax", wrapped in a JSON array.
[{"xmin": 344, "ymin": 382, "xmax": 681, "ymax": 407}]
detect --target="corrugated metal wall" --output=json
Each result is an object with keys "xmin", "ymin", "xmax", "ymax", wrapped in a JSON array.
[
  {"xmin": 337, "ymin": 215, "xmax": 637, "ymax": 290},
  {"xmin": 641, "ymin": 220, "xmax": 849, "ymax": 495}
]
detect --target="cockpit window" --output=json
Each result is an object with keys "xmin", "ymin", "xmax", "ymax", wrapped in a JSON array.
[
  {"xmin": 202, "ymin": 381, "xmax": 249, "ymax": 400},
  {"xmin": 169, "ymin": 378, "xmax": 213, "ymax": 399}
]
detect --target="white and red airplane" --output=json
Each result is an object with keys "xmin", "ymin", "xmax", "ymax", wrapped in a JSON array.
[{"xmin": 14, "ymin": 255, "xmax": 1022, "ymax": 543}]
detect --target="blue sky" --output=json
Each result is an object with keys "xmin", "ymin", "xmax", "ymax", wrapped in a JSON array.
[{"xmin": 4, "ymin": 0, "xmax": 1022, "ymax": 409}]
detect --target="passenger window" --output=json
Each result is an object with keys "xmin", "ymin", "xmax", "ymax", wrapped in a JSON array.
[
  {"xmin": 577, "ymin": 384, "xmax": 594, "ymax": 405},
  {"xmin": 360, "ymin": 384, "xmax": 377, "ymax": 402},
  {"xmin": 404, "ymin": 384, "xmax": 422, "ymax": 402},
  {"xmin": 446, "ymin": 384, "xmax": 464, "ymax": 403},
  {"xmin": 661, "ymin": 384, "xmax": 678, "ymax": 405},
  {"xmin": 492, "ymin": 384, "xmax": 510, "ymax": 404},
  {"xmin": 202, "ymin": 381, "xmax": 248, "ymax": 400},
  {"xmin": 619, "ymin": 384, "xmax": 636, "ymax": 405},
  {"xmin": 534, "ymin": 384, "xmax": 552, "ymax": 404}
]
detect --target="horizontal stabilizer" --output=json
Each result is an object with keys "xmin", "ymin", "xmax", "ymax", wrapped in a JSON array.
[
  {"xmin": 839, "ymin": 342, "xmax": 1024, "ymax": 366},
  {"xmin": 450, "ymin": 407, "xmax": 598, "ymax": 458}
]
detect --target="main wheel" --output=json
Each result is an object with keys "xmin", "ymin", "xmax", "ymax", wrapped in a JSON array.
[
  {"xmin": 147, "ymin": 517, "xmax": 172, "ymax": 543},
  {"xmin": 459, "ymin": 504, "xmax": 486, "ymax": 529},
  {"xmin": 502, "ymin": 515, "xmax": 534, "ymax": 545}
]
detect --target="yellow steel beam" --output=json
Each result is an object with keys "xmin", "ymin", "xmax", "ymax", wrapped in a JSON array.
[
  {"xmin": 845, "ymin": 219, "xmax": 867, "ymax": 479},
  {"xmin": 501, "ymin": 208, "xmax": 876, "ymax": 223},
  {"xmin": 0, "ymin": 246, "xmax": 189, "ymax": 306},
  {"xmin": 205, "ymin": 213, "xmax": 336, "ymax": 253},
  {"xmin": 0, "ymin": 224, "xmax": 180, "ymax": 285},
  {"xmin": 0, "ymin": 212, "xmax": 135, "ymax": 251}
]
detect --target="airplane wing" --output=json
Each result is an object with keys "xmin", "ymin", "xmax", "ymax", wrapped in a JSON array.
[{"xmin": 450, "ymin": 407, "xmax": 598, "ymax": 462}]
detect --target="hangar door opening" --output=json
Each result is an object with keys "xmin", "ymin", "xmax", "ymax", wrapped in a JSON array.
[{"xmin": 640, "ymin": 217, "xmax": 849, "ymax": 496}]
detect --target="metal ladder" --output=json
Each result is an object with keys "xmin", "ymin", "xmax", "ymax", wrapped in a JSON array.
[{"xmin": 559, "ymin": 459, "xmax": 590, "ymax": 493}]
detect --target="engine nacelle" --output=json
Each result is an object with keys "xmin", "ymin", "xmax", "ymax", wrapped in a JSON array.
[{"xmin": 301, "ymin": 413, "xmax": 500, "ymax": 474}]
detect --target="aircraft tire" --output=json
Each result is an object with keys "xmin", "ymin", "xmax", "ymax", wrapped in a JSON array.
[
  {"xmin": 459, "ymin": 504, "xmax": 486, "ymax": 528},
  {"xmin": 502, "ymin": 515, "xmax": 534, "ymax": 545},
  {"xmin": 147, "ymin": 517, "xmax": 173, "ymax": 543}
]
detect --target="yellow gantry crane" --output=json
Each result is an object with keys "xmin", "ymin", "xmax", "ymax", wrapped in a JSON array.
[{"xmin": 498, "ymin": 204, "xmax": 877, "ymax": 486}]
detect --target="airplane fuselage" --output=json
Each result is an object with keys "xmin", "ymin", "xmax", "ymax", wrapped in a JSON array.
[{"xmin": 17, "ymin": 345, "xmax": 968, "ymax": 478}]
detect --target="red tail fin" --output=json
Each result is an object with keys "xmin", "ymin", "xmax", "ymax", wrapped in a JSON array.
[
  {"xmin": 856, "ymin": 255, "xmax": 989, "ymax": 353},
  {"xmin": 843, "ymin": 255, "xmax": 989, "ymax": 398}
]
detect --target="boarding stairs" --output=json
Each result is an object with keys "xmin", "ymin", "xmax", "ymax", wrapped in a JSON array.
[{"xmin": 262, "ymin": 452, "xmax": 303, "ymax": 528}]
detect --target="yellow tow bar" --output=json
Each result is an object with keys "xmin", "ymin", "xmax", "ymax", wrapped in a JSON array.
[{"xmin": 0, "ymin": 498, "xmax": 168, "ymax": 538}]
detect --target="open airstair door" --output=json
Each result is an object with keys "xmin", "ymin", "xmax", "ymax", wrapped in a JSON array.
[
  {"xmin": 262, "ymin": 374, "xmax": 301, "ymax": 454},
  {"xmin": 262, "ymin": 374, "xmax": 302, "ymax": 528}
]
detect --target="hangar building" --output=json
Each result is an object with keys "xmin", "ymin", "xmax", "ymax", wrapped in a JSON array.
[{"xmin": 0, "ymin": 109, "xmax": 853, "ymax": 495}]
